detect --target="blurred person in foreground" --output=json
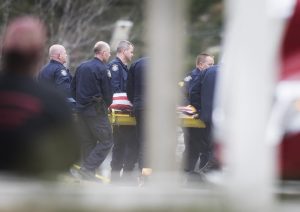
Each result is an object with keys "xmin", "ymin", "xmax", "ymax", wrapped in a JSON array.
[
  {"xmin": 0, "ymin": 16, "xmax": 79, "ymax": 178},
  {"xmin": 71, "ymin": 41, "xmax": 113, "ymax": 181},
  {"xmin": 108, "ymin": 40, "xmax": 138, "ymax": 182}
]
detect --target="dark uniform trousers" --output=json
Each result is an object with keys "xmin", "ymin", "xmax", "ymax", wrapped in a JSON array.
[
  {"xmin": 183, "ymin": 123, "xmax": 212, "ymax": 172},
  {"xmin": 111, "ymin": 125, "xmax": 138, "ymax": 172},
  {"xmin": 78, "ymin": 104, "xmax": 113, "ymax": 171}
]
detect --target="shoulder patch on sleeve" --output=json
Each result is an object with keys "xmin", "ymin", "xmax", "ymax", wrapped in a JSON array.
[
  {"xmin": 111, "ymin": 64, "xmax": 119, "ymax": 72},
  {"xmin": 60, "ymin": 69, "xmax": 67, "ymax": 76},
  {"xmin": 184, "ymin": 76, "xmax": 192, "ymax": 82},
  {"xmin": 107, "ymin": 69, "xmax": 112, "ymax": 78}
]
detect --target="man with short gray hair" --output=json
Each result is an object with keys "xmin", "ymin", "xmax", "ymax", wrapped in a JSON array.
[{"xmin": 108, "ymin": 40, "xmax": 136, "ymax": 182}]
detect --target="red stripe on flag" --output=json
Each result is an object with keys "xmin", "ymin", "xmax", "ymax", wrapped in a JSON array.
[{"xmin": 113, "ymin": 96, "xmax": 130, "ymax": 101}]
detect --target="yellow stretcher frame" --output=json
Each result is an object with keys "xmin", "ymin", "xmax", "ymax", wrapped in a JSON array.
[
  {"xmin": 178, "ymin": 114, "xmax": 206, "ymax": 128},
  {"xmin": 108, "ymin": 110, "xmax": 205, "ymax": 128}
]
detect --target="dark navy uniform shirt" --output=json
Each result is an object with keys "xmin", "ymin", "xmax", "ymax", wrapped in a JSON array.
[
  {"xmin": 181, "ymin": 68, "xmax": 201, "ymax": 104},
  {"xmin": 39, "ymin": 60, "xmax": 72, "ymax": 97},
  {"xmin": 71, "ymin": 57, "xmax": 112, "ymax": 116},
  {"xmin": 108, "ymin": 57, "xmax": 128, "ymax": 93},
  {"xmin": 184, "ymin": 68, "xmax": 201, "ymax": 93},
  {"xmin": 126, "ymin": 57, "xmax": 148, "ymax": 111}
]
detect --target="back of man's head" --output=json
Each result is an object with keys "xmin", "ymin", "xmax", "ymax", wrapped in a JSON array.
[
  {"xmin": 1, "ymin": 16, "xmax": 47, "ymax": 75},
  {"xmin": 196, "ymin": 53, "xmax": 214, "ymax": 71},
  {"xmin": 94, "ymin": 41, "xmax": 109, "ymax": 54},
  {"xmin": 116, "ymin": 40, "xmax": 133, "ymax": 53}
]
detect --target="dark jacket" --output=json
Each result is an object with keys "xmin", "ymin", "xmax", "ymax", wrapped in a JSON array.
[
  {"xmin": 189, "ymin": 65, "xmax": 218, "ymax": 123},
  {"xmin": 126, "ymin": 57, "xmax": 148, "ymax": 111},
  {"xmin": 71, "ymin": 57, "xmax": 112, "ymax": 116},
  {"xmin": 39, "ymin": 60, "xmax": 72, "ymax": 97}
]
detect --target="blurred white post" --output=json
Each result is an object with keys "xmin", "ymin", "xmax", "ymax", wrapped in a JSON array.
[
  {"xmin": 216, "ymin": 0, "xmax": 294, "ymax": 211},
  {"xmin": 145, "ymin": 0, "xmax": 186, "ymax": 186},
  {"xmin": 110, "ymin": 20, "xmax": 133, "ymax": 52}
]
